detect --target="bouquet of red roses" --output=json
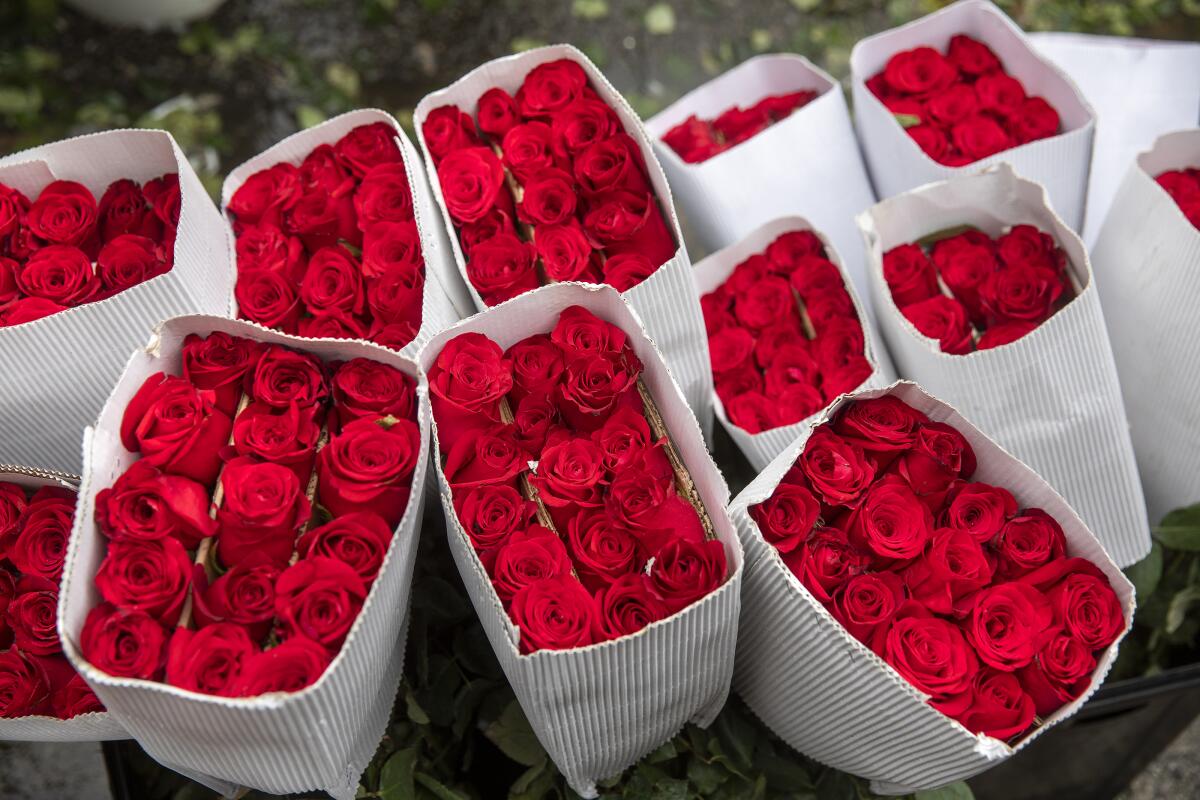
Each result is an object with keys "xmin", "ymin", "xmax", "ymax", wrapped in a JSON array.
[
  {"xmin": 59, "ymin": 316, "xmax": 428, "ymax": 800},
  {"xmin": 223, "ymin": 110, "xmax": 462, "ymax": 354},
  {"xmin": 730, "ymin": 382, "xmax": 1132, "ymax": 793},
  {"xmin": 647, "ymin": 55, "xmax": 877, "ymax": 295},
  {"xmin": 420, "ymin": 284, "xmax": 741, "ymax": 798},
  {"xmin": 415, "ymin": 45, "xmax": 713, "ymax": 432},
  {"xmin": 861, "ymin": 164, "xmax": 1150, "ymax": 569},
  {"xmin": 851, "ymin": 0, "xmax": 1094, "ymax": 232},
  {"xmin": 0, "ymin": 130, "xmax": 232, "ymax": 475},
  {"xmin": 1092, "ymin": 129, "xmax": 1200, "ymax": 521},
  {"xmin": 693, "ymin": 216, "xmax": 892, "ymax": 470},
  {"xmin": 0, "ymin": 469, "xmax": 125, "ymax": 741}
]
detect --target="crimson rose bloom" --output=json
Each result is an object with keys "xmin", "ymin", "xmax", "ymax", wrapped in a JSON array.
[
  {"xmin": 902, "ymin": 295, "xmax": 974, "ymax": 355},
  {"xmin": 534, "ymin": 222, "xmax": 597, "ymax": 283},
  {"xmin": 511, "ymin": 575, "xmax": 597, "ymax": 653},
  {"xmin": 466, "ymin": 232, "xmax": 539, "ymax": 305},
  {"xmin": 438, "ymin": 147, "xmax": 506, "ymax": 224},
  {"xmin": 236, "ymin": 269, "xmax": 302, "ymax": 334},
  {"xmin": 517, "ymin": 59, "xmax": 589, "ymax": 118},
  {"xmin": 10, "ymin": 496, "xmax": 75, "ymax": 582},
  {"xmin": 334, "ymin": 122, "xmax": 401, "ymax": 177},
  {"xmin": 903, "ymin": 527, "xmax": 994, "ymax": 615},
  {"xmin": 501, "ymin": 122, "xmax": 558, "ymax": 179},
  {"xmin": 80, "ymin": 602, "xmax": 168, "ymax": 680},
  {"xmin": 530, "ymin": 437, "xmax": 607, "ymax": 512},
  {"xmin": 783, "ymin": 527, "xmax": 870, "ymax": 604},
  {"xmin": 235, "ymin": 224, "xmax": 306, "ymax": 281},
  {"xmin": 965, "ymin": 582, "xmax": 1055, "ymax": 671},
  {"xmin": 553, "ymin": 96, "xmax": 619, "ymax": 159},
  {"xmin": 182, "ymin": 331, "xmax": 264, "ymax": 416},
  {"xmin": 18, "ymin": 245, "xmax": 99, "ymax": 307},
  {"xmin": 591, "ymin": 405, "xmax": 660, "ymax": 472},
  {"xmin": 8, "ymin": 583, "xmax": 61, "ymax": 656},
  {"xmin": 331, "ymin": 358, "xmax": 416, "ymax": 430},
  {"xmin": 1046, "ymin": 572, "xmax": 1124, "ymax": 650},
  {"xmin": 994, "ymin": 508, "xmax": 1066, "ymax": 578},
  {"xmin": 299, "ymin": 246, "xmax": 364, "ymax": 316},
  {"xmin": 491, "ymin": 526, "xmax": 573, "ymax": 604},
  {"xmin": 231, "ymin": 401, "xmax": 322, "ymax": 483},
  {"xmin": 648, "ymin": 538, "xmax": 727, "ymax": 614},
  {"xmin": 796, "ymin": 428, "xmax": 876, "ymax": 507},
  {"xmin": 165, "ymin": 623, "xmax": 257, "ymax": 697},
  {"xmin": 517, "ymin": 168, "xmax": 578, "ymax": 227},
  {"xmin": 232, "ymin": 636, "xmax": 332, "ymax": 696},
  {"xmin": 95, "ymin": 535, "xmax": 192, "ymax": 626},
  {"xmin": 506, "ymin": 334, "xmax": 565, "ymax": 405},
  {"xmin": 229, "ymin": 163, "xmax": 302, "ymax": 230},
  {"xmin": 0, "ymin": 649, "xmax": 48, "ymax": 718},
  {"xmin": 454, "ymin": 485, "xmax": 535, "ymax": 555},
  {"xmin": 120, "ymin": 372, "xmax": 233, "ymax": 486},
  {"xmin": 52, "ymin": 673, "xmax": 104, "ymax": 719},
  {"xmin": 317, "ymin": 417, "xmax": 420, "ymax": 527},
  {"xmin": 942, "ymin": 482, "xmax": 1016, "ymax": 545},
  {"xmin": 848, "ymin": 476, "xmax": 934, "ymax": 562},
  {"xmin": 601, "ymin": 252, "xmax": 656, "ymax": 291},
  {"xmin": 251, "ymin": 345, "xmax": 329, "ymax": 409},
  {"xmin": 217, "ymin": 457, "xmax": 312, "ymax": 568},
  {"xmin": 606, "ymin": 462, "xmax": 704, "ymax": 556},
  {"xmin": 421, "ymin": 105, "xmax": 480, "ymax": 163},
  {"xmin": 567, "ymin": 509, "xmax": 641, "ymax": 592},
  {"xmin": 557, "ymin": 348, "xmax": 643, "ymax": 431},
  {"xmin": 96, "ymin": 234, "xmax": 169, "ymax": 295},
  {"xmin": 883, "ymin": 244, "xmax": 939, "ymax": 307},
  {"xmin": 880, "ymin": 604, "xmax": 978, "ymax": 702},
  {"xmin": 275, "ymin": 556, "xmax": 368, "ymax": 650},
  {"xmin": 192, "ymin": 555, "xmax": 281, "ymax": 642},
  {"xmin": 477, "ymin": 88, "xmax": 519, "ymax": 138},
  {"xmin": 98, "ymin": 179, "xmax": 153, "ymax": 243},
  {"xmin": 900, "ymin": 421, "xmax": 977, "ymax": 500},
  {"xmin": 595, "ymin": 573, "xmax": 669, "ymax": 640},
  {"xmin": 27, "ymin": 180, "xmax": 98, "ymax": 247},
  {"xmin": 1019, "ymin": 632, "xmax": 1096, "ymax": 716},
  {"xmin": 832, "ymin": 571, "xmax": 904, "ymax": 646},
  {"xmin": 443, "ymin": 425, "xmax": 528, "ymax": 490},
  {"xmin": 429, "ymin": 334, "xmax": 513, "ymax": 444},
  {"xmin": 834, "ymin": 395, "xmax": 928, "ymax": 463},
  {"xmin": 956, "ymin": 669, "xmax": 1036, "ymax": 740},
  {"xmin": 750, "ymin": 483, "xmax": 820, "ymax": 554}
]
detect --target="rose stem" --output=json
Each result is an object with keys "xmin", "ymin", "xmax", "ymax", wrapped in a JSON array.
[
  {"xmin": 789, "ymin": 285, "xmax": 818, "ymax": 341},
  {"xmin": 483, "ymin": 136, "xmax": 554, "ymax": 287},
  {"xmin": 496, "ymin": 396, "xmax": 556, "ymax": 532}
]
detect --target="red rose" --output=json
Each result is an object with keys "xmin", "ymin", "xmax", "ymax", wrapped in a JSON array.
[
  {"xmin": 516, "ymin": 59, "xmax": 589, "ymax": 118},
  {"xmin": 602, "ymin": 252, "xmax": 656, "ymax": 291},
  {"xmin": 460, "ymin": 208, "xmax": 515, "ymax": 256},
  {"xmin": 534, "ymin": 222, "xmax": 598, "ymax": 283},
  {"xmin": 354, "ymin": 164, "xmax": 415, "ymax": 232},
  {"xmin": 511, "ymin": 575, "xmax": 597, "ymax": 653},
  {"xmin": 606, "ymin": 463, "xmax": 704, "ymax": 559},
  {"xmin": 594, "ymin": 573, "xmax": 669, "ymax": 640},
  {"xmin": 191, "ymin": 555, "xmax": 281, "ymax": 642},
  {"xmin": 454, "ymin": 485, "xmax": 535, "ymax": 554},
  {"xmin": 712, "ymin": 105, "xmax": 769, "ymax": 145},
  {"xmin": 908, "ymin": 124, "xmax": 949, "ymax": 162},
  {"xmin": 927, "ymin": 84, "xmax": 979, "ymax": 127},
  {"xmin": 750, "ymin": 483, "xmax": 819, "ymax": 554},
  {"xmin": 966, "ymin": 582, "xmax": 1055, "ymax": 671},
  {"xmin": 97, "ymin": 179, "xmax": 154, "ymax": 243},
  {"xmin": 552, "ymin": 305, "xmax": 628, "ymax": 358},
  {"xmin": 529, "ymin": 437, "xmax": 607, "ymax": 512},
  {"xmin": 901, "ymin": 295, "xmax": 974, "ymax": 355},
  {"xmin": 832, "ymin": 571, "xmax": 904, "ymax": 646},
  {"xmin": 883, "ymin": 243, "xmax": 939, "ymax": 307},
  {"xmin": 848, "ymin": 475, "xmax": 934, "ymax": 562},
  {"xmin": 18, "ymin": 245, "xmax": 99, "ymax": 306},
  {"xmin": 317, "ymin": 417, "xmax": 419, "ymax": 527},
  {"xmin": 1046, "ymin": 572, "xmax": 1124, "ymax": 650},
  {"xmin": 883, "ymin": 47, "xmax": 958, "ymax": 95},
  {"xmin": 165, "ymin": 623, "xmax": 256, "ymax": 697},
  {"xmin": 0, "ymin": 257, "xmax": 19, "ymax": 311},
  {"xmin": 366, "ymin": 260, "xmax": 423, "ymax": 329},
  {"xmin": 331, "ymin": 358, "xmax": 415, "ymax": 430},
  {"xmin": 367, "ymin": 319, "xmax": 418, "ymax": 351},
  {"xmin": 567, "ymin": 509, "xmax": 641, "ymax": 592},
  {"xmin": 956, "ymin": 669, "xmax": 1036, "ymax": 740},
  {"xmin": 590, "ymin": 405, "xmax": 660, "ymax": 472},
  {"xmin": 477, "ymin": 88, "xmax": 520, "ymax": 138},
  {"xmin": 723, "ymin": 390, "xmax": 775, "ymax": 435},
  {"xmin": 708, "ymin": 327, "xmax": 755, "ymax": 376},
  {"xmin": 551, "ymin": 96, "xmax": 619, "ymax": 159},
  {"xmin": 751, "ymin": 320, "xmax": 804, "ymax": 369},
  {"xmin": 443, "ymin": 424, "xmax": 528, "ymax": 490},
  {"xmin": 775, "ymin": 383, "xmax": 827, "ymax": 425},
  {"xmin": 275, "ymin": 556, "xmax": 367, "ymax": 650},
  {"xmin": 362, "ymin": 220, "xmax": 422, "ymax": 281},
  {"xmin": 491, "ymin": 525, "xmax": 572, "ymax": 604},
  {"xmin": 994, "ymin": 509, "xmax": 1066, "ymax": 578},
  {"xmin": 144, "ymin": 173, "xmax": 180, "ymax": 231},
  {"xmin": 662, "ymin": 116, "xmax": 723, "ymax": 164},
  {"xmin": 421, "ymin": 106, "xmax": 481, "ymax": 163},
  {"xmin": 765, "ymin": 230, "xmax": 824, "ymax": 273},
  {"xmin": 1019, "ymin": 632, "xmax": 1095, "ymax": 716},
  {"xmin": 10, "ymin": 496, "xmax": 75, "ymax": 582},
  {"xmin": 506, "ymin": 334, "xmax": 565, "ymax": 405},
  {"xmin": 880, "ymin": 605, "xmax": 978, "ymax": 702},
  {"xmin": 231, "ymin": 401, "xmax": 321, "ymax": 482},
  {"xmin": 648, "ymin": 538, "xmax": 727, "ymax": 614},
  {"xmin": 52, "ymin": 673, "xmax": 104, "ymax": 719},
  {"xmin": 942, "ymin": 482, "xmax": 1016, "ymax": 544},
  {"xmin": 981, "ymin": 264, "xmax": 1064, "ymax": 325},
  {"xmin": 952, "ymin": 115, "xmax": 1013, "ymax": 161},
  {"xmin": 300, "ymin": 144, "xmax": 352, "ymax": 195},
  {"xmin": 582, "ymin": 190, "xmax": 675, "ymax": 265},
  {"xmin": 466, "ymin": 232, "xmax": 539, "ymax": 306},
  {"xmin": 250, "ymin": 345, "xmax": 329, "ymax": 409},
  {"xmin": 27, "ymin": 180, "xmax": 97, "ymax": 247},
  {"xmin": 796, "ymin": 428, "xmax": 876, "ymax": 507},
  {"xmin": 834, "ymin": 395, "xmax": 929, "ymax": 463},
  {"xmin": 236, "ymin": 270, "xmax": 302, "ymax": 334},
  {"xmin": 0, "ymin": 184, "xmax": 27, "ymax": 241},
  {"xmin": 763, "ymin": 344, "xmax": 819, "ymax": 398},
  {"xmin": 996, "ymin": 224, "xmax": 1063, "ymax": 272},
  {"xmin": 96, "ymin": 234, "xmax": 169, "ymax": 295},
  {"xmin": 300, "ymin": 246, "xmax": 364, "ymax": 316},
  {"xmin": 80, "ymin": 602, "xmax": 168, "ymax": 680},
  {"xmin": 428, "ymin": 332, "xmax": 513, "ymax": 448},
  {"xmin": 217, "ymin": 457, "xmax": 311, "ymax": 568},
  {"xmin": 573, "ymin": 134, "xmax": 650, "ymax": 197},
  {"xmin": 301, "ymin": 310, "xmax": 369, "ymax": 341},
  {"xmin": 501, "ymin": 122, "xmax": 559, "ymax": 180},
  {"xmin": 974, "ymin": 72, "xmax": 1026, "ymax": 116},
  {"xmin": 8, "ymin": 582, "xmax": 60, "ymax": 656},
  {"xmin": 903, "ymin": 527, "xmax": 994, "ymax": 615},
  {"xmin": 732, "ymin": 276, "xmax": 793, "ymax": 331},
  {"xmin": 0, "ymin": 649, "xmax": 48, "ymax": 717},
  {"xmin": 231, "ymin": 635, "xmax": 332, "ymax": 696},
  {"xmin": 96, "ymin": 460, "xmax": 216, "ymax": 549},
  {"xmin": 947, "ymin": 35, "xmax": 1000, "ymax": 76},
  {"xmin": 517, "ymin": 168, "xmax": 578, "ymax": 227},
  {"xmin": 0, "ymin": 481, "xmax": 26, "ymax": 559},
  {"xmin": 512, "ymin": 394, "xmax": 565, "ymax": 454},
  {"xmin": 235, "ymin": 224, "xmax": 306, "ymax": 282},
  {"xmin": 180, "ymin": 331, "xmax": 262, "ymax": 416},
  {"xmin": 1008, "ymin": 97, "xmax": 1060, "ymax": 145},
  {"xmin": 932, "ymin": 232, "xmax": 997, "ymax": 320},
  {"xmin": 557, "ymin": 349, "xmax": 643, "ymax": 431},
  {"xmin": 438, "ymin": 147, "xmax": 506, "ymax": 224},
  {"xmin": 334, "ymin": 122, "xmax": 401, "ymax": 177},
  {"xmin": 229, "ymin": 164, "xmax": 302, "ymax": 229},
  {"xmin": 899, "ymin": 421, "xmax": 977, "ymax": 503},
  {"xmin": 286, "ymin": 186, "xmax": 359, "ymax": 252}
]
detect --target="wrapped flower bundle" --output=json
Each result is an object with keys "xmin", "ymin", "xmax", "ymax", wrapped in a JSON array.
[
  {"xmin": 660, "ymin": 90, "xmax": 817, "ymax": 163},
  {"xmin": 1154, "ymin": 164, "xmax": 1200, "ymax": 230}
]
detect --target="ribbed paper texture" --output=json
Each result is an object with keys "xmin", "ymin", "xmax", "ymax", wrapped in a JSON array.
[
  {"xmin": 850, "ymin": 0, "xmax": 1095, "ymax": 233},
  {"xmin": 0, "ymin": 130, "xmax": 234, "ymax": 475},
  {"xmin": 417, "ymin": 283, "xmax": 743, "ymax": 798},
  {"xmin": 730, "ymin": 381, "xmax": 1135, "ymax": 794},
  {"xmin": 1092, "ymin": 130, "xmax": 1200, "ymax": 523},
  {"xmin": 691, "ymin": 216, "xmax": 895, "ymax": 470},
  {"xmin": 57, "ymin": 316, "xmax": 429, "ymax": 800},
  {"xmin": 859, "ymin": 164, "xmax": 1150, "ymax": 567},
  {"xmin": 413, "ymin": 45, "xmax": 713, "ymax": 437},
  {"xmin": 645, "ymin": 54, "xmax": 877, "ymax": 307},
  {"xmin": 220, "ymin": 108, "xmax": 463, "ymax": 359}
]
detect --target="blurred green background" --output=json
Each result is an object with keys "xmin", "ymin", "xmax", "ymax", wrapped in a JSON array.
[{"xmin": 2, "ymin": 0, "xmax": 1199, "ymax": 199}]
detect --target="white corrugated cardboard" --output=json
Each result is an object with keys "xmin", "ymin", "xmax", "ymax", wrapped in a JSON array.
[
  {"xmin": 1092, "ymin": 129, "xmax": 1200, "ymax": 523},
  {"xmin": 858, "ymin": 164, "xmax": 1150, "ymax": 567},
  {"xmin": 731, "ymin": 380, "xmax": 1135, "ymax": 794},
  {"xmin": 850, "ymin": 0, "xmax": 1095, "ymax": 232},
  {"xmin": 57, "ymin": 316, "xmax": 429, "ymax": 800},
  {"xmin": 417, "ymin": 283, "xmax": 742, "ymax": 798},
  {"xmin": 0, "ymin": 130, "xmax": 233, "ymax": 475},
  {"xmin": 692, "ymin": 216, "xmax": 895, "ymax": 470}
]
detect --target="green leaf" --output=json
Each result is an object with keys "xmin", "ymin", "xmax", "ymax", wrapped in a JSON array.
[
  {"xmin": 1166, "ymin": 586, "xmax": 1200, "ymax": 634},
  {"xmin": 509, "ymin": 758, "xmax": 555, "ymax": 800},
  {"xmin": 1124, "ymin": 540, "xmax": 1164, "ymax": 600},
  {"xmin": 815, "ymin": 768, "xmax": 860, "ymax": 800},
  {"xmin": 379, "ymin": 748, "xmax": 417, "ymax": 800},
  {"xmin": 713, "ymin": 707, "xmax": 758, "ymax": 771},
  {"xmin": 687, "ymin": 757, "xmax": 729, "ymax": 794},
  {"xmin": 644, "ymin": 3, "xmax": 676, "ymax": 35},
  {"xmin": 646, "ymin": 739, "xmax": 678, "ymax": 764},
  {"xmin": 753, "ymin": 749, "xmax": 815, "ymax": 793},
  {"xmin": 484, "ymin": 700, "xmax": 547, "ymax": 767},
  {"xmin": 893, "ymin": 112, "xmax": 922, "ymax": 128},
  {"xmin": 914, "ymin": 782, "xmax": 976, "ymax": 800},
  {"xmin": 1154, "ymin": 504, "xmax": 1200, "ymax": 551},
  {"xmin": 405, "ymin": 686, "xmax": 430, "ymax": 725},
  {"xmin": 414, "ymin": 772, "xmax": 470, "ymax": 800}
]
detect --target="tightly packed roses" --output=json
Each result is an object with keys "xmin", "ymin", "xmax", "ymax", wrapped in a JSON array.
[
  {"xmin": 867, "ymin": 35, "xmax": 1061, "ymax": 166},
  {"xmin": 703, "ymin": 230, "xmax": 872, "ymax": 434},
  {"xmin": 0, "ymin": 174, "xmax": 179, "ymax": 327},
  {"xmin": 1155, "ymin": 167, "xmax": 1200, "ymax": 230},
  {"xmin": 883, "ymin": 223, "xmax": 1075, "ymax": 354},
  {"xmin": 750, "ymin": 395, "xmax": 1123, "ymax": 740},
  {"xmin": 661, "ymin": 90, "xmax": 819, "ymax": 163},
  {"xmin": 228, "ymin": 123, "xmax": 426, "ymax": 350},
  {"xmin": 424, "ymin": 59, "xmax": 676, "ymax": 305},
  {"xmin": 0, "ymin": 483, "xmax": 105, "ymax": 719},
  {"xmin": 79, "ymin": 332, "xmax": 420, "ymax": 697},
  {"xmin": 430, "ymin": 306, "xmax": 727, "ymax": 652}
]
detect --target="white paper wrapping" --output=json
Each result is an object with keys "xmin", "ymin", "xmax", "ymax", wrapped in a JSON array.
[
  {"xmin": 221, "ymin": 108, "xmax": 464, "ymax": 359},
  {"xmin": 57, "ymin": 315, "xmax": 430, "ymax": 800},
  {"xmin": 692, "ymin": 216, "xmax": 895, "ymax": 470},
  {"xmin": 730, "ymin": 380, "xmax": 1135, "ymax": 794},
  {"xmin": 858, "ymin": 164, "xmax": 1150, "ymax": 567},
  {"xmin": 644, "ymin": 54, "xmax": 878, "ymax": 306},
  {"xmin": 0, "ymin": 130, "xmax": 234, "ymax": 475},
  {"xmin": 1029, "ymin": 33, "xmax": 1200, "ymax": 246},
  {"xmin": 0, "ymin": 468, "xmax": 127, "ymax": 742},
  {"xmin": 417, "ymin": 283, "xmax": 743, "ymax": 798},
  {"xmin": 850, "ymin": 0, "xmax": 1095, "ymax": 233},
  {"xmin": 1092, "ymin": 130, "xmax": 1200, "ymax": 523},
  {"xmin": 414, "ymin": 45, "xmax": 713, "ymax": 437}
]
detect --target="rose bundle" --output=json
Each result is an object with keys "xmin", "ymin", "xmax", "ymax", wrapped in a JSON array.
[
  {"xmin": 730, "ymin": 382, "xmax": 1132, "ymax": 793},
  {"xmin": 647, "ymin": 55, "xmax": 877, "ymax": 295},
  {"xmin": 694, "ymin": 217, "xmax": 892, "ymax": 469},
  {"xmin": 851, "ymin": 0, "xmax": 1094, "ymax": 231},
  {"xmin": 661, "ymin": 90, "xmax": 816, "ymax": 163},
  {"xmin": 861, "ymin": 165, "xmax": 1150, "ymax": 568},
  {"xmin": 59, "ymin": 317, "xmax": 428, "ymax": 799},
  {"xmin": 416, "ymin": 46, "xmax": 713, "ymax": 431},
  {"xmin": 1092, "ymin": 130, "xmax": 1200, "ymax": 521},
  {"xmin": 422, "ymin": 284, "xmax": 740, "ymax": 798},
  {"xmin": 0, "ymin": 130, "xmax": 233, "ymax": 475},
  {"xmin": 1155, "ymin": 165, "xmax": 1200, "ymax": 230},
  {"xmin": 225, "ymin": 113, "xmax": 455, "ymax": 352},
  {"xmin": 883, "ymin": 222, "xmax": 1075, "ymax": 354}
]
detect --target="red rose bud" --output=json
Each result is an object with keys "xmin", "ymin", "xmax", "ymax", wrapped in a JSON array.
[
  {"xmin": 567, "ymin": 509, "xmax": 641, "ymax": 592},
  {"xmin": 331, "ymin": 358, "xmax": 416, "ymax": 431},
  {"xmin": 534, "ymin": 222, "xmax": 598, "ymax": 283},
  {"xmin": 429, "ymin": 332, "xmax": 514, "ymax": 449},
  {"xmin": 551, "ymin": 96, "xmax": 619, "ymax": 160},
  {"xmin": 217, "ymin": 457, "xmax": 311, "ymax": 569},
  {"xmin": 590, "ymin": 405, "xmax": 661, "ymax": 472},
  {"xmin": 0, "ymin": 184, "xmax": 28, "ymax": 240},
  {"xmin": 501, "ymin": 121, "xmax": 559, "ymax": 180},
  {"xmin": 362, "ymin": 219, "xmax": 422, "ymax": 281},
  {"xmin": 883, "ymin": 47, "xmax": 958, "ymax": 95},
  {"xmin": 300, "ymin": 144, "xmax": 352, "ymax": 195},
  {"xmin": 301, "ymin": 310, "xmax": 370, "ymax": 341},
  {"xmin": 27, "ymin": 180, "xmax": 98, "ymax": 248},
  {"xmin": 286, "ymin": 184, "xmax": 359, "ymax": 252},
  {"xmin": 466, "ymin": 232, "xmax": 540, "ymax": 306},
  {"xmin": 955, "ymin": 668, "xmax": 1036, "ymax": 740},
  {"xmin": 551, "ymin": 305, "xmax": 629, "ymax": 358},
  {"xmin": 0, "ymin": 482, "xmax": 29, "ymax": 560},
  {"xmin": 438, "ymin": 147, "xmax": 506, "ymax": 224},
  {"xmin": 0, "ymin": 649, "xmax": 49, "ymax": 717},
  {"xmin": 144, "ymin": 173, "xmax": 180, "ymax": 230},
  {"xmin": 848, "ymin": 475, "xmax": 934, "ymax": 563},
  {"xmin": 18, "ymin": 245, "xmax": 99, "ymax": 307},
  {"xmin": 898, "ymin": 421, "xmax": 977, "ymax": 504},
  {"xmin": 941, "ymin": 482, "xmax": 1016, "ymax": 544},
  {"xmin": 333, "ymin": 122, "xmax": 401, "ymax": 178},
  {"xmin": 274, "ymin": 556, "xmax": 367, "ymax": 651},
  {"xmin": 516, "ymin": 168, "xmax": 578, "ymax": 227},
  {"xmin": 557, "ymin": 348, "xmax": 643, "ymax": 432},
  {"xmin": 476, "ymin": 88, "xmax": 519, "ymax": 138},
  {"xmin": 883, "ymin": 243, "xmax": 940, "ymax": 307},
  {"xmin": 601, "ymin": 252, "xmax": 656, "ymax": 292},
  {"xmin": 981, "ymin": 264, "xmax": 1064, "ymax": 326},
  {"xmin": 453, "ymin": 485, "xmax": 536, "ymax": 557},
  {"xmin": 299, "ymin": 246, "xmax": 365, "ymax": 316},
  {"xmin": 880, "ymin": 603, "xmax": 978, "ymax": 703},
  {"xmin": 750, "ymin": 483, "xmax": 820, "ymax": 554},
  {"xmin": 235, "ymin": 224, "xmax": 306, "ymax": 281},
  {"xmin": 662, "ymin": 116, "xmax": 722, "ymax": 164},
  {"xmin": 10, "ymin": 495, "xmax": 75, "ymax": 583},
  {"xmin": 796, "ymin": 428, "xmax": 876, "ymax": 507},
  {"xmin": 594, "ymin": 573, "xmax": 669, "ymax": 640},
  {"xmin": 354, "ymin": 163, "xmax": 414, "ymax": 231},
  {"xmin": 229, "ymin": 163, "xmax": 302, "ymax": 230},
  {"xmin": 947, "ymin": 34, "xmax": 1000, "ymax": 76},
  {"xmin": 491, "ymin": 525, "xmax": 573, "ymax": 604},
  {"xmin": 95, "ymin": 536, "xmax": 192, "ymax": 626},
  {"xmin": 97, "ymin": 179, "xmax": 153, "ymax": 243},
  {"xmin": 724, "ymin": 392, "xmax": 776, "ymax": 434},
  {"xmin": 573, "ymin": 134, "xmax": 650, "ymax": 197},
  {"xmin": 231, "ymin": 635, "xmax": 332, "ymax": 696},
  {"xmin": 994, "ymin": 508, "xmax": 1067, "ymax": 578},
  {"xmin": 231, "ymin": 401, "xmax": 323, "ymax": 484},
  {"xmin": 582, "ymin": 189, "xmax": 675, "ymax": 266},
  {"xmin": 250, "ymin": 345, "xmax": 329, "ymax": 409},
  {"xmin": 513, "ymin": 393, "xmax": 566, "ymax": 455},
  {"xmin": 365, "ymin": 261, "xmax": 423, "ymax": 331},
  {"xmin": 96, "ymin": 460, "xmax": 216, "ymax": 549},
  {"xmin": 8, "ymin": 580, "xmax": 60, "ymax": 656},
  {"xmin": 831, "ymin": 571, "xmax": 904, "ymax": 647},
  {"xmin": 165, "ymin": 623, "xmax": 257, "ymax": 697},
  {"xmin": 120, "ymin": 372, "xmax": 233, "ymax": 486},
  {"xmin": 506, "ymin": 334, "xmax": 566, "ymax": 405},
  {"xmin": 80, "ymin": 602, "xmax": 168, "ymax": 680},
  {"xmin": 1046, "ymin": 572, "xmax": 1124, "ymax": 650},
  {"xmin": 52, "ymin": 673, "xmax": 104, "ymax": 719},
  {"xmin": 966, "ymin": 582, "xmax": 1056, "ymax": 671},
  {"xmin": 443, "ymin": 425, "xmax": 527, "ymax": 491},
  {"xmin": 530, "ymin": 437, "xmax": 607, "ymax": 517},
  {"xmin": 421, "ymin": 105, "xmax": 481, "ymax": 163},
  {"xmin": 182, "ymin": 331, "xmax": 264, "ymax": 417},
  {"xmin": 901, "ymin": 295, "xmax": 975, "ymax": 355},
  {"xmin": 834, "ymin": 395, "xmax": 929, "ymax": 466},
  {"xmin": 516, "ymin": 59, "xmax": 589, "ymax": 118},
  {"xmin": 191, "ymin": 554, "xmax": 281, "ymax": 642},
  {"xmin": 1018, "ymin": 631, "xmax": 1096, "ymax": 716},
  {"xmin": 510, "ymin": 575, "xmax": 597, "ymax": 653},
  {"xmin": 367, "ymin": 319, "xmax": 419, "ymax": 351},
  {"xmin": 460, "ymin": 208, "xmax": 515, "ymax": 256},
  {"xmin": 236, "ymin": 269, "xmax": 302, "ymax": 334},
  {"xmin": 902, "ymin": 527, "xmax": 994, "ymax": 615},
  {"xmin": 648, "ymin": 538, "xmax": 727, "ymax": 614},
  {"xmin": 317, "ymin": 417, "xmax": 419, "ymax": 527},
  {"xmin": 96, "ymin": 234, "xmax": 169, "ymax": 295}
]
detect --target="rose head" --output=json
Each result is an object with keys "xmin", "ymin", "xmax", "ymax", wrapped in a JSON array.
[
  {"xmin": 648, "ymin": 538, "xmax": 727, "ymax": 614},
  {"xmin": 516, "ymin": 59, "xmax": 589, "ymax": 118},
  {"xmin": 965, "ymin": 582, "xmax": 1055, "ymax": 672},
  {"xmin": 10, "ymin": 495, "xmax": 75, "ymax": 582},
  {"xmin": 217, "ymin": 456, "xmax": 312, "ymax": 568},
  {"xmin": 231, "ymin": 401, "xmax": 323, "ymax": 483},
  {"xmin": 80, "ymin": 602, "xmax": 168, "ymax": 681},
  {"xmin": 443, "ymin": 424, "xmax": 529, "ymax": 490},
  {"xmin": 27, "ymin": 180, "xmax": 98, "ymax": 247},
  {"xmin": 182, "ymin": 331, "xmax": 265, "ymax": 416},
  {"xmin": 595, "ymin": 573, "xmax": 668, "ymax": 640},
  {"xmin": 880, "ymin": 604, "xmax": 978, "ymax": 702},
  {"xmin": 333, "ymin": 122, "xmax": 402, "ymax": 178},
  {"xmin": 454, "ymin": 484, "xmax": 536, "ymax": 556},
  {"xmin": 750, "ymin": 483, "xmax": 820, "ymax": 554},
  {"xmin": 567, "ymin": 509, "xmax": 641, "ymax": 592},
  {"xmin": 422, "ymin": 106, "xmax": 481, "ymax": 163},
  {"xmin": 165, "ymin": 623, "xmax": 256, "ymax": 697},
  {"xmin": 331, "ymin": 358, "xmax": 416, "ymax": 431},
  {"xmin": 783, "ymin": 527, "xmax": 870, "ymax": 604},
  {"xmin": 956, "ymin": 668, "xmax": 1036, "ymax": 740},
  {"xmin": 511, "ymin": 575, "xmax": 597, "ymax": 653},
  {"xmin": 796, "ymin": 428, "xmax": 876, "ymax": 507},
  {"xmin": 232, "ymin": 636, "xmax": 332, "ymax": 696},
  {"xmin": 274, "ymin": 556, "xmax": 368, "ymax": 651},
  {"xmin": 120, "ymin": 372, "xmax": 233, "ymax": 486},
  {"xmin": 317, "ymin": 416, "xmax": 420, "ymax": 527},
  {"xmin": 491, "ymin": 525, "xmax": 573, "ymax": 604},
  {"xmin": 251, "ymin": 345, "xmax": 329, "ymax": 409},
  {"xmin": 192, "ymin": 555, "xmax": 281, "ymax": 642},
  {"xmin": 0, "ymin": 649, "xmax": 49, "ymax": 717}
]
